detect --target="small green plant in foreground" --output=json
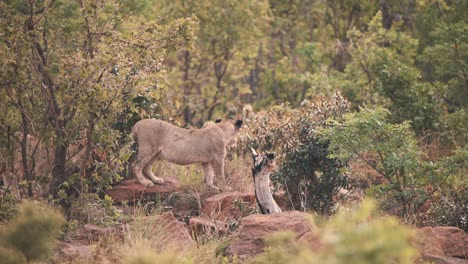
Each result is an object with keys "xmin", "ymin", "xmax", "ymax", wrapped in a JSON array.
[{"xmin": 0, "ymin": 201, "xmax": 65, "ymax": 263}]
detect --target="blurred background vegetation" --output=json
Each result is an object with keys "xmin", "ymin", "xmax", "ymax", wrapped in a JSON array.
[{"xmin": 0, "ymin": 0, "xmax": 466, "ymax": 262}]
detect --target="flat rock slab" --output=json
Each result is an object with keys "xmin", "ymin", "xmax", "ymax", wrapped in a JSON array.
[
  {"xmin": 417, "ymin": 226, "xmax": 468, "ymax": 261},
  {"xmin": 72, "ymin": 224, "xmax": 125, "ymax": 243},
  {"xmin": 202, "ymin": 191, "xmax": 257, "ymax": 220},
  {"xmin": 189, "ymin": 216, "xmax": 229, "ymax": 238},
  {"xmin": 135, "ymin": 212, "xmax": 195, "ymax": 250},
  {"xmin": 55, "ymin": 242, "xmax": 96, "ymax": 262},
  {"xmin": 106, "ymin": 178, "xmax": 180, "ymax": 203},
  {"xmin": 223, "ymin": 211, "xmax": 316, "ymax": 259}
]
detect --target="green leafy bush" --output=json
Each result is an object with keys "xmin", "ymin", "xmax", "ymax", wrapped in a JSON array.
[
  {"xmin": 68, "ymin": 193, "xmax": 124, "ymax": 227},
  {"xmin": 0, "ymin": 192, "xmax": 19, "ymax": 221},
  {"xmin": 424, "ymin": 184, "xmax": 468, "ymax": 232},
  {"xmin": 238, "ymin": 91, "xmax": 351, "ymax": 215},
  {"xmin": 0, "ymin": 201, "xmax": 65, "ymax": 263},
  {"xmin": 320, "ymin": 107, "xmax": 467, "ymax": 222}
]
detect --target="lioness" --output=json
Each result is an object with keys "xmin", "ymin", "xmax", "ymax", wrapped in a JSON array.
[{"xmin": 131, "ymin": 118, "xmax": 243, "ymax": 190}]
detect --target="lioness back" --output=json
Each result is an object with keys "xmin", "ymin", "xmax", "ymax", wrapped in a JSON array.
[{"xmin": 132, "ymin": 119, "xmax": 226, "ymax": 165}]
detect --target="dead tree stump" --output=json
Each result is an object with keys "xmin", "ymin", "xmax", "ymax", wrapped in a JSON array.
[{"xmin": 251, "ymin": 148, "xmax": 282, "ymax": 214}]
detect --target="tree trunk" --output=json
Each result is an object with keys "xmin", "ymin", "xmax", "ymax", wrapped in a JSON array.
[
  {"xmin": 251, "ymin": 148, "xmax": 281, "ymax": 214},
  {"xmin": 380, "ymin": 0, "xmax": 392, "ymax": 29}
]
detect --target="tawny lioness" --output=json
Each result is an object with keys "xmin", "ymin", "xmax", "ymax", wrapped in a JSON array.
[{"xmin": 131, "ymin": 119, "xmax": 242, "ymax": 191}]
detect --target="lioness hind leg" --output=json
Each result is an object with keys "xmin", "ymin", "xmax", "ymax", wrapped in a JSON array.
[
  {"xmin": 202, "ymin": 163, "xmax": 218, "ymax": 192},
  {"xmin": 132, "ymin": 148, "xmax": 155, "ymax": 187},
  {"xmin": 211, "ymin": 158, "xmax": 225, "ymax": 185},
  {"xmin": 143, "ymin": 155, "xmax": 164, "ymax": 184}
]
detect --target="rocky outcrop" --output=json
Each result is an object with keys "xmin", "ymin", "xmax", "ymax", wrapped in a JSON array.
[
  {"xmin": 223, "ymin": 211, "xmax": 315, "ymax": 259},
  {"xmin": 72, "ymin": 224, "xmax": 125, "ymax": 243},
  {"xmin": 417, "ymin": 226, "xmax": 468, "ymax": 263},
  {"xmin": 143, "ymin": 212, "xmax": 195, "ymax": 250},
  {"xmin": 106, "ymin": 178, "xmax": 180, "ymax": 203},
  {"xmin": 189, "ymin": 217, "xmax": 229, "ymax": 239},
  {"xmin": 201, "ymin": 192, "xmax": 257, "ymax": 220},
  {"xmin": 56, "ymin": 242, "xmax": 96, "ymax": 263}
]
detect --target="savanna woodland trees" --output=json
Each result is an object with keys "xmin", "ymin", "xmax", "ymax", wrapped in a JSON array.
[
  {"xmin": 0, "ymin": 0, "xmax": 196, "ymax": 205},
  {"xmin": 0, "ymin": 0, "xmax": 466, "ymax": 229}
]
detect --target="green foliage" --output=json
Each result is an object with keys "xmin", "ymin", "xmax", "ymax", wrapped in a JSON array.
[
  {"xmin": 238, "ymin": 92, "xmax": 351, "ymax": 214},
  {"xmin": 68, "ymin": 193, "xmax": 124, "ymax": 227},
  {"xmin": 0, "ymin": 192, "xmax": 19, "ymax": 221},
  {"xmin": 0, "ymin": 247, "xmax": 27, "ymax": 264},
  {"xmin": 0, "ymin": 201, "xmax": 65, "ymax": 263},
  {"xmin": 416, "ymin": 1, "xmax": 467, "ymax": 110},
  {"xmin": 339, "ymin": 11, "xmax": 442, "ymax": 134},
  {"xmin": 157, "ymin": 0, "xmax": 270, "ymax": 123},
  {"xmin": 0, "ymin": 0, "xmax": 197, "ymax": 203},
  {"xmin": 256, "ymin": 231, "xmax": 301, "ymax": 264},
  {"xmin": 321, "ymin": 107, "xmax": 467, "ymax": 221},
  {"xmin": 256, "ymin": 199, "xmax": 417, "ymax": 264},
  {"xmin": 321, "ymin": 107, "xmax": 423, "ymax": 218},
  {"xmin": 424, "ymin": 183, "xmax": 468, "ymax": 232}
]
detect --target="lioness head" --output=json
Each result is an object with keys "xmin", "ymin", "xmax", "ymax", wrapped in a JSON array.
[{"xmin": 215, "ymin": 119, "xmax": 243, "ymax": 145}]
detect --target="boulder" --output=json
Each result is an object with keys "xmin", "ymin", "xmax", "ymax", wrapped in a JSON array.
[
  {"xmin": 136, "ymin": 212, "xmax": 194, "ymax": 250},
  {"xmin": 417, "ymin": 226, "xmax": 468, "ymax": 262},
  {"xmin": 72, "ymin": 224, "xmax": 125, "ymax": 243},
  {"xmin": 297, "ymin": 230, "xmax": 322, "ymax": 251},
  {"xmin": 422, "ymin": 255, "xmax": 468, "ymax": 264},
  {"xmin": 223, "ymin": 211, "xmax": 315, "ymax": 259},
  {"xmin": 56, "ymin": 242, "xmax": 96, "ymax": 262},
  {"xmin": 189, "ymin": 217, "xmax": 229, "ymax": 239},
  {"xmin": 106, "ymin": 178, "xmax": 180, "ymax": 203},
  {"xmin": 201, "ymin": 192, "xmax": 256, "ymax": 220}
]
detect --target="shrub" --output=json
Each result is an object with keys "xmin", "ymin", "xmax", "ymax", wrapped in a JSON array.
[
  {"xmin": 320, "ymin": 107, "xmax": 467, "ymax": 222},
  {"xmin": 0, "ymin": 192, "xmax": 19, "ymax": 222},
  {"xmin": 238, "ymin": 91, "xmax": 351, "ymax": 215},
  {"xmin": 424, "ymin": 184, "xmax": 468, "ymax": 232},
  {"xmin": 0, "ymin": 201, "xmax": 65, "ymax": 263},
  {"xmin": 68, "ymin": 193, "xmax": 124, "ymax": 227}
]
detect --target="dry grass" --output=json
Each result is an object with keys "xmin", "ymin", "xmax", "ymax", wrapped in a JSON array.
[{"xmin": 147, "ymin": 153, "xmax": 254, "ymax": 194}]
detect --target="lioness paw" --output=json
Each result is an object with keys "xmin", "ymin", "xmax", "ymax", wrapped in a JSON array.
[
  {"xmin": 139, "ymin": 179, "xmax": 154, "ymax": 187},
  {"xmin": 150, "ymin": 177, "xmax": 164, "ymax": 184},
  {"xmin": 222, "ymin": 186, "xmax": 233, "ymax": 192},
  {"xmin": 208, "ymin": 185, "xmax": 221, "ymax": 193}
]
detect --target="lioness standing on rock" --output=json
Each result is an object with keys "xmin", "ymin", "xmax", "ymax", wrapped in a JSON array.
[{"xmin": 131, "ymin": 119, "xmax": 243, "ymax": 191}]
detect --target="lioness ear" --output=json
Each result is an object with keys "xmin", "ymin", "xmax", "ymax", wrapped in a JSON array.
[
  {"xmin": 234, "ymin": 120, "xmax": 243, "ymax": 129},
  {"xmin": 266, "ymin": 153, "xmax": 275, "ymax": 160},
  {"xmin": 215, "ymin": 118, "xmax": 222, "ymax": 123}
]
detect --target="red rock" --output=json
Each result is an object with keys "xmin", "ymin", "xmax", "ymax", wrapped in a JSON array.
[
  {"xmin": 423, "ymin": 255, "xmax": 468, "ymax": 264},
  {"xmin": 72, "ymin": 224, "xmax": 125, "ymax": 242},
  {"xmin": 56, "ymin": 242, "xmax": 96, "ymax": 262},
  {"xmin": 298, "ymin": 231, "xmax": 322, "ymax": 251},
  {"xmin": 106, "ymin": 178, "xmax": 180, "ymax": 203},
  {"xmin": 417, "ymin": 226, "xmax": 468, "ymax": 260},
  {"xmin": 223, "ymin": 211, "xmax": 316, "ymax": 259},
  {"xmin": 202, "ymin": 192, "xmax": 256, "ymax": 220},
  {"xmin": 189, "ymin": 217, "xmax": 228, "ymax": 239},
  {"xmin": 135, "ymin": 212, "xmax": 194, "ymax": 250}
]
